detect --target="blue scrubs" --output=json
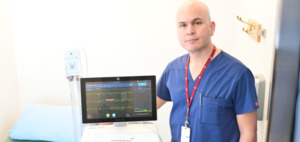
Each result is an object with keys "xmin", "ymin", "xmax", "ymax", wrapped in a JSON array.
[{"xmin": 157, "ymin": 51, "xmax": 259, "ymax": 142}]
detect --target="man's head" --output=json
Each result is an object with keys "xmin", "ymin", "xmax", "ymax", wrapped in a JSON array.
[{"xmin": 176, "ymin": 0, "xmax": 215, "ymax": 53}]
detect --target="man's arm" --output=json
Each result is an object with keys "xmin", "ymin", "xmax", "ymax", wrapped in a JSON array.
[
  {"xmin": 157, "ymin": 96, "xmax": 167, "ymax": 109},
  {"xmin": 236, "ymin": 110, "xmax": 257, "ymax": 142}
]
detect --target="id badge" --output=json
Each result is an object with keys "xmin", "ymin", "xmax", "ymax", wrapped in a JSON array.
[{"xmin": 181, "ymin": 126, "xmax": 191, "ymax": 142}]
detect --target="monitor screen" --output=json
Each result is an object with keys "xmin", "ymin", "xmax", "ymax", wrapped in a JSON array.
[{"xmin": 80, "ymin": 76, "xmax": 157, "ymax": 123}]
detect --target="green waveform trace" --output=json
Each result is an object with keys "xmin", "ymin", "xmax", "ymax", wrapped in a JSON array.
[
  {"xmin": 86, "ymin": 98, "xmax": 134, "ymax": 103},
  {"xmin": 86, "ymin": 90, "xmax": 133, "ymax": 95},
  {"xmin": 134, "ymin": 110, "xmax": 152, "ymax": 113},
  {"xmin": 87, "ymin": 106, "xmax": 134, "ymax": 111}
]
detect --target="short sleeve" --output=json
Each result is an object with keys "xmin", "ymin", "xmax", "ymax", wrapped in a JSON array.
[
  {"xmin": 234, "ymin": 69, "xmax": 259, "ymax": 115},
  {"xmin": 157, "ymin": 65, "xmax": 172, "ymax": 101}
]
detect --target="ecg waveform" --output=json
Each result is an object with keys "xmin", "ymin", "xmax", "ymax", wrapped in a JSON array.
[
  {"xmin": 87, "ymin": 99, "xmax": 134, "ymax": 103},
  {"xmin": 85, "ymin": 84, "xmax": 153, "ymax": 119},
  {"xmin": 87, "ymin": 106, "xmax": 134, "ymax": 111},
  {"xmin": 86, "ymin": 90, "xmax": 133, "ymax": 95}
]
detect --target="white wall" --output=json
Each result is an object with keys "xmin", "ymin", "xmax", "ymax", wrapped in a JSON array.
[
  {"xmin": 0, "ymin": 0, "xmax": 21, "ymax": 140},
  {"xmin": 9, "ymin": 0, "xmax": 278, "ymax": 142}
]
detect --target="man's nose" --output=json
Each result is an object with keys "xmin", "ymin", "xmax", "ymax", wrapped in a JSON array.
[{"xmin": 186, "ymin": 25, "xmax": 195, "ymax": 35}]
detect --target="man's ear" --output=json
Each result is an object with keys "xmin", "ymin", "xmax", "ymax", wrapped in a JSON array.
[{"xmin": 210, "ymin": 21, "xmax": 216, "ymax": 36}]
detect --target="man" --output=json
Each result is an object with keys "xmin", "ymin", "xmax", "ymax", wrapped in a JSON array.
[{"xmin": 156, "ymin": 0, "xmax": 258, "ymax": 142}]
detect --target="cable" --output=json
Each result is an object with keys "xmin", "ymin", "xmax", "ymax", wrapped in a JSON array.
[
  {"xmin": 75, "ymin": 76, "xmax": 83, "ymax": 135},
  {"xmin": 65, "ymin": 48, "xmax": 86, "ymax": 141},
  {"xmin": 141, "ymin": 122, "xmax": 163, "ymax": 142},
  {"xmin": 79, "ymin": 47, "xmax": 88, "ymax": 77},
  {"xmin": 68, "ymin": 79, "xmax": 80, "ymax": 142}
]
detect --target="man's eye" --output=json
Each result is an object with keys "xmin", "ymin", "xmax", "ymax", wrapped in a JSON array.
[
  {"xmin": 196, "ymin": 21, "xmax": 202, "ymax": 25},
  {"xmin": 179, "ymin": 24, "xmax": 186, "ymax": 28}
]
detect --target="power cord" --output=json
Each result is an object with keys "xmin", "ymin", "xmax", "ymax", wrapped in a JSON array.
[
  {"xmin": 141, "ymin": 122, "xmax": 163, "ymax": 142},
  {"xmin": 79, "ymin": 47, "xmax": 88, "ymax": 77}
]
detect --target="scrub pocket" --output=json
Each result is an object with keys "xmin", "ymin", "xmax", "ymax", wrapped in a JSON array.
[{"xmin": 200, "ymin": 96, "xmax": 231, "ymax": 125}]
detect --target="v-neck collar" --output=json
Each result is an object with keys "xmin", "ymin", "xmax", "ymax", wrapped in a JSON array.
[{"xmin": 187, "ymin": 51, "xmax": 223, "ymax": 82}]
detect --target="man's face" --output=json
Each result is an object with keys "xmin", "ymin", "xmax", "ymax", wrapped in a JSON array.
[{"xmin": 176, "ymin": 5, "xmax": 215, "ymax": 53}]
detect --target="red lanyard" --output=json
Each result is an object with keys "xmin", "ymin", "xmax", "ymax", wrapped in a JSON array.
[{"xmin": 185, "ymin": 46, "xmax": 216, "ymax": 119}]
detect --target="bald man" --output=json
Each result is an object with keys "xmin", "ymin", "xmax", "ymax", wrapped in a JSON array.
[{"xmin": 157, "ymin": 1, "xmax": 258, "ymax": 142}]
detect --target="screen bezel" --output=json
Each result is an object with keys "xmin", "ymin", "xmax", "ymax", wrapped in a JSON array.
[{"xmin": 80, "ymin": 75, "xmax": 157, "ymax": 124}]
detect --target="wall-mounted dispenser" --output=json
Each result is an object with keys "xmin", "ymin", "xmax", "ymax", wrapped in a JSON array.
[{"xmin": 255, "ymin": 74, "xmax": 265, "ymax": 120}]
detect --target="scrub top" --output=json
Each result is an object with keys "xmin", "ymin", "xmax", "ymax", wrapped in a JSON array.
[{"xmin": 157, "ymin": 51, "xmax": 259, "ymax": 142}]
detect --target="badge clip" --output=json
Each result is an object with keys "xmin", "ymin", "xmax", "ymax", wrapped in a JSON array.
[{"xmin": 185, "ymin": 116, "xmax": 189, "ymax": 127}]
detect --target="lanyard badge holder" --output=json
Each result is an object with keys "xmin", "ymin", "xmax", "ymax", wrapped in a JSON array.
[
  {"xmin": 181, "ymin": 46, "xmax": 216, "ymax": 142},
  {"xmin": 181, "ymin": 109, "xmax": 191, "ymax": 142}
]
